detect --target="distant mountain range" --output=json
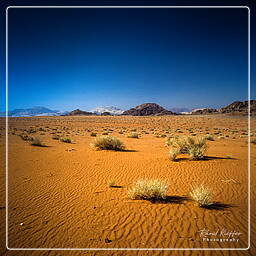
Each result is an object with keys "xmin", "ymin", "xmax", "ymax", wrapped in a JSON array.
[
  {"xmin": 90, "ymin": 106, "xmax": 124, "ymax": 115},
  {"xmin": 1, "ymin": 100, "xmax": 255, "ymax": 117},
  {"xmin": 0, "ymin": 106, "xmax": 68, "ymax": 117}
]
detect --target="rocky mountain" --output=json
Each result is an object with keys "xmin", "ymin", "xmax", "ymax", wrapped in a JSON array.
[
  {"xmin": 0, "ymin": 106, "xmax": 67, "ymax": 117},
  {"xmin": 219, "ymin": 100, "xmax": 256, "ymax": 114},
  {"xmin": 66, "ymin": 109, "xmax": 94, "ymax": 116},
  {"xmin": 185, "ymin": 100, "xmax": 256, "ymax": 115},
  {"xmin": 122, "ymin": 103, "xmax": 175, "ymax": 116},
  {"xmin": 91, "ymin": 106, "xmax": 124, "ymax": 115}
]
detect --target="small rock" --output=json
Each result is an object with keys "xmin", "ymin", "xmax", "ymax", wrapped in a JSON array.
[{"xmin": 20, "ymin": 223, "xmax": 24, "ymax": 226}]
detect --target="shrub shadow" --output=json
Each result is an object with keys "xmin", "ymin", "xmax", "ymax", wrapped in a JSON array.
[
  {"xmin": 110, "ymin": 185, "xmax": 123, "ymax": 188},
  {"xmin": 203, "ymin": 156, "xmax": 237, "ymax": 161},
  {"xmin": 120, "ymin": 149, "xmax": 138, "ymax": 152},
  {"xmin": 150, "ymin": 196, "xmax": 189, "ymax": 204},
  {"xmin": 202, "ymin": 202, "xmax": 233, "ymax": 211},
  {"xmin": 174, "ymin": 156, "xmax": 237, "ymax": 162}
]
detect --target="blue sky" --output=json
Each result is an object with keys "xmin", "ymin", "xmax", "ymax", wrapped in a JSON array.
[{"xmin": 1, "ymin": 7, "xmax": 250, "ymax": 111}]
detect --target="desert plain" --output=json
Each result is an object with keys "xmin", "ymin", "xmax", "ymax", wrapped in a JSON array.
[{"xmin": 0, "ymin": 115, "xmax": 255, "ymax": 256}]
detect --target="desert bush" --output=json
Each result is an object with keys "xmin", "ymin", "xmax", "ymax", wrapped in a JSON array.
[
  {"xmin": 19, "ymin": 134, "xmax": 34, "ymax": 141},
  {"xmin": 107, "ymin": 180, "xmax": 116, "ymax": 187},
  {"xmin": 91, "ymin": 135, "xmax": 125, "ymax": 151},
  {"xmin": 30, "ymin": 137, "xmax": 44, "ymax": 147},
  {"xmin": 52, "ymin": 135, "xmax": 60, "ymax": 140},
  {"xmin": 204, "ymin": 134, "xmax": 214, "ymax": 141},
  {"xmin": 102, "ymin": 132, "xmax": 109, "ymax": 135},
  {"xmin": 166, "ymin": 136, "xmax": 206, "ymax": 160},
  {"xmin": 251, "ymin": 138, "xmax": 256, "ymax": 144},
  {"xmin": 128, "ymin": 179, "xmax": 168, "ymax": 201},
  {"xmin": 190, "ymin": 184, "xmax": 213, "ymax": 207},
  {"xmin": 60, "ymin": 137, "xmax": 72, "ymax": 143},
  {"xmin": 128, "ymin": 132, "xmax": 139, "ymax": 138},
  {"xmin": 90, "ymin": 132, "xmax": 97, "ymax": 137},
  {"xmin": 169, "ymin": 148, "xmax": 180, "ymax": 161}
]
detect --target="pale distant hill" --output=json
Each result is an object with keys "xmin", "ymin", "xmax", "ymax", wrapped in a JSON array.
[
  {"xmin": 91, "ymin": 106, "xmax": 124, "ymax": 115},
  {"xmin": 0, "ymin": 106, "xmax": 68, "ymax": 117}
]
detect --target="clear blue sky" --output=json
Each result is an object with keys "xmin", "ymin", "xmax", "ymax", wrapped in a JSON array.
[{"xmin": 2, "ymin": 7, "xmax": 250, "ymax": 111}]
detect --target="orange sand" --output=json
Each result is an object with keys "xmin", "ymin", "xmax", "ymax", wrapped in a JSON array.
[{"xmin": 0, "ymin": 115, "xmax": 255, "ymax": 256}]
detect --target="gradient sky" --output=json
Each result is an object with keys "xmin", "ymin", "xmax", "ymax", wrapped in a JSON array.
[{"xmin": 3, "ymin": 6, "xmax": 250, "ymax": 111}]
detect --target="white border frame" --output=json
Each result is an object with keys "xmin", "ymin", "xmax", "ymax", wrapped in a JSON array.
[{"xmin": 5, "ymin": 5, "xmax": 251, "ymax": 251}]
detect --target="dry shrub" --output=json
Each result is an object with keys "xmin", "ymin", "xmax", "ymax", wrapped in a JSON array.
[
  {"xmin": 107, "ymin": 180, "xmax": 116, "ymax": 187},
  {"xmin": 127, "ymin": 132, "xmax": 139, "ymax": 138},
  {"xmin": 52, "ymin": 135, "xmax": 60, "ymax": 140},
  {"xmin": 60, "ymin": 137, "xmax": 72, "ymax": 143},
  {"xmin": 169, "ymin": 148, "xmax": 180, "ymax": 161},
  {"xmin": 128, "ymin": 179, "xmax": 168, "ymax": 201},
  {"xmin": 251, "ymin": 138, "xmax": 256, "ymax": 144},
  {"xmin": 30, "ymin": 137, "xmax": 44, "ymax": 147},
  {"xmin": 190, "ymin": 184, "xmax": 213, "ymax": 207},
  {"xmin": 19, "ymin": 134, "xmax": 34, "ymax": 141},
  {"xmin": 91, "ymin": 135, "xmax": 125, "ymax": 151},
  {"xmin": 166, "ymin": 136, "xmax": 206, "ymax": 160},
  {"xmin": 204, "ymin": 134, "xmax": 214, "ymax": 141}
]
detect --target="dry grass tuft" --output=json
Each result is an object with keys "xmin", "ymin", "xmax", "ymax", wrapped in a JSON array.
[
  {"xmin": 91, "ymin": 135, "xmax": 125, "ymax": 151},
  {"xmin": 60, "ymin": 137, "xmax": 72, "ymax": 143},
  {"xmin": 204, "ymin": 134, "xmax": 214, "ymax": 141},
  {"xmin": 107, "ymin": 180, "xmax": 116, "ymax": 187},
  {"xmin": 128, "ymin": 179, "xmax": 168, "ymax": 201},
  {"xmin": 190, "ymin": 184, "xmax": 213, "ymax": 207},
  {"xmin": 127, "ymin": 132, "xmax": 139, "ymax": 138},
  {"xmin": 30, "ymin": 137, "xmax": 44, "ymax": 147},
  {"xmin": 166, "ymin": 136, "xmax": 206, "ymax": 160},
  {"xmin": 19, "ymin": 134, "xmax": 34, "ymax": 141}
]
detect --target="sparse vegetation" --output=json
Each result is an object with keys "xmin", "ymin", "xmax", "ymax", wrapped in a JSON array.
[
  {"xmin": 128, "ymin": 132, "xmax": 139, "ymax": 138},
  {"xmin": 169, "ymin": 148, "xmax": 180, "ymax": 161},
  {"xmin": 90, "ymin": 132, "xmax": 97, "ymax": 137},
  {"xmin": 19, "ymin": 134, "xmax": 34, "ymax": 141},
  {"xmin": 60, "ymin": 137, "xmax": 72, "ymax": 143},
  {"xmin": 30, "ymin": 137, "xmax": 44, "ymax": 147},
  {"xmin": 128, "ymin": 179, "xmax": 168, "ymax": 201},
  {"xmin": 190, "ymin": 184, "xmax": 213, "ymax": 207},
  {"xmin": 52, "ymin": 135, "xmax": 60, "ymax": 140},
  {"xmin": 107, "ymin": 180, "xmax": 116, "ymax": 187},
  {"xmin": 251, "ymin": 138, "xmax": 256, "ymax": 144},
  {"xmin": 204, "ymin": 134, "xmax": 214, "ymax": 141},
  {"xmin": 167, "ymin": 136, "xmax": 206, "ymax": 160},
  {"xmin": 91, "ymin": 135, "xmax": 125, "ymax": 151}
]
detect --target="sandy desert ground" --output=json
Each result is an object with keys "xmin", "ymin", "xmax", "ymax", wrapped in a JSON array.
[{"xmin": 0, "ymin": 115, "xmax": 255, "ymax": 256}]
